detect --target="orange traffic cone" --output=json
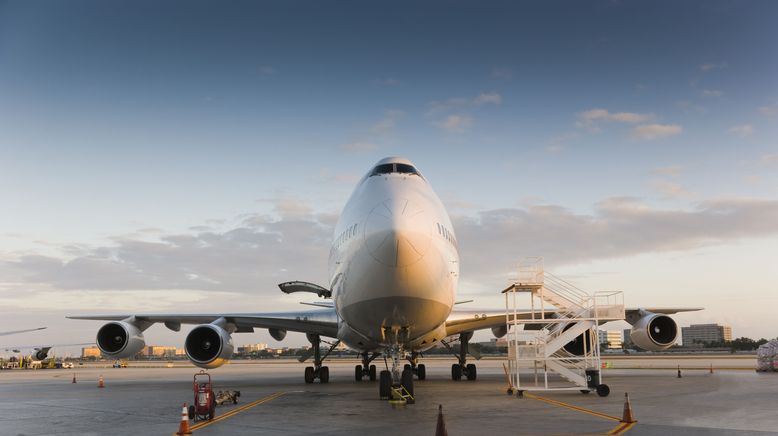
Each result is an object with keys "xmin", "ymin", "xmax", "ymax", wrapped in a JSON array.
[
  {"xmin": 677, "ymin": 365, "xmax": 682, "ymax": 378},
  {"xmin": 177, "ymin": 404, "xmax": 192, "ymax": 435},
  {"xmin": 621, "ymin": 393, "xmax": 636, "ymax": 423},
  {"xmin": 72, "ymin": 373, "xmax": 76, "ymax": 384},
  {"xmin": 435, "ymin": 404, "xmax": 448, "ymax": 436},
  {"xmin": 98, "ymin": 375, "xmax": 104, "ymax": 388}
]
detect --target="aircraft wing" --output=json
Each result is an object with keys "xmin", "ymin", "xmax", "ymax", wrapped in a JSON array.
[
  {"xmin": 445, "ymin": 307, "xmax": 703, "ymax": 337},
  {"xmin": 67, "ymin": 308, "xmax": 339, "ymax": 338},
  {"xmin": 0, "ymin": 327, "xmax": 47, "ymax": 337}
]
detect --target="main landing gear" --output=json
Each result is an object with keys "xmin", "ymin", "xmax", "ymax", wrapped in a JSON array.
[
  {"xmin": 355, "ymin": 352, "xmax": 379, "ymax": 381},
  {"xmin": 303, "ymin": 334, "xmax": 340, "ymax": 384},
  {"xmin": 443, "ymin": 332, "xmax": 477, "ymax": 381},
  {"xmin": 403, "ymin": 352, "xmax": 426, "ymax": 380}
]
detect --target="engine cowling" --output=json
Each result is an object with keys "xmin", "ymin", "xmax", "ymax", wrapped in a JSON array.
[
  {"xmin": 185, "ymin": 324, "xmax": 234, "ymax": 369},
  {"xmin": 269, "ymin": 328, "xmax": 287, "ymax": 341},
  {"xmin": 630, "ymin": 313, "xmax": 678, "ymax": 351},
  {"xmin": 96, "ymin": 322, "xmax": 146, "ymax": 358},
  {"xmin": 34, "ymin": 348, "xmax": 51, "ymax": 361}
]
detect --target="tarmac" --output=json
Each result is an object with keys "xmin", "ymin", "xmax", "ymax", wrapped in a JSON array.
[{"xmin": 0, "ymin": 357, "xmax": 775, "ymax": 436}]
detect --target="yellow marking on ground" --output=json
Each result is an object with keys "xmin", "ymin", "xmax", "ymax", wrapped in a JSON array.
[
  {"xmin": 185, "ymin": 391, "xmax": 285, "ymax": 433},
  {"xmin": 524, "ymin": 393, "xmax": 621, "ymax": 422},
  {"xmin": 606, "ymin": 421, "xmax": 636, "ymax": 434}
]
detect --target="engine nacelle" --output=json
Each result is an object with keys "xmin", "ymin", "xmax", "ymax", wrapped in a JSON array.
[
  {"xmin": 269, "ymin": 328, "xmax": 287, "ymax": 341},
  {"xmin": 34, "ymin": 348, "xmax": 51, "ymax": 361},
  {"xmin": 630, "ymin": 312, "xmax": 678, "ymax": 351},
  {"xmin": 96, "ymin": 322, "xmax": 146, "ymax": 359},
  {"xmin": 185, "ymin": 324, "xmax": 234, "ymax": 369},
  {"xmin": 491, "ymin": 325, "xmax": 507, "ymax": 338}
]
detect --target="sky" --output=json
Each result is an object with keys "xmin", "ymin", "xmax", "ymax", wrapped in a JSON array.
[{"xmin": 1, "ymin": 0, "xmax": 777, "ymax": 355}]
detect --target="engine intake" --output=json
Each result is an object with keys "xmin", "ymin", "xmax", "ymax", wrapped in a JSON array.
[
  {"xmin": 185, "ymin": 324, "xmax": 234, "ymax": 369},
  {"xmin": 630, "ymin": 313, "xmax": 678, "ymax": 350},
  {"xmin": 96, "ymin": 321, "xmax": 146, "ymax": 358}
]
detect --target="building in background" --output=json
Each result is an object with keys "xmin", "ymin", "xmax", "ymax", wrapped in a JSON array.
[
  {"xmin": 144, "ymin": 346, "xmax": 179, "ymax": 357},
  {"xmin": 682, "ymin": 324, "xmax": 733, "ymax": 347},
  {"xmin": 238, "ymin": 343, "xmax": 269, "ymax": 354},
  {"xmin": 599, "ymin": 330, "xmax": 623, "ymax": 349},
  {"xmin": 81, "ymin": 346, "xmax": 100, "ymax": 358}
]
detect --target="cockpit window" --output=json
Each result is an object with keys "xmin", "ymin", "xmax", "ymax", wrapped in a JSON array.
[
  {"xmin": 369, "ymin": 163, "xmax": 395, "ymax": 176},
  {"xmin": 368, "ymin": 163, "xmax": 423, "ymax": 178},
  {"xmin": 395, "ymin": 163, "xmax": 419, "ymax": 175}
]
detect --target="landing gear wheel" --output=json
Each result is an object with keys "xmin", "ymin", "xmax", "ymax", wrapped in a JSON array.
[
  {"xmin": 466, "ymin": 363, "xmax": 477, "ymax": 380},
  {"xmin": 320, "ymin": 366, "xmax": 330, "ymax": 383},
  {"xmin": 355, "ymin": 364, "xmax": 363, "ymax": 381},
  {"xmin": 404, "ymin": 363, "xmax": 411, "ymax": 372},
  {"xmin": 596, "ymin": 384, "xmax": 610, "ymax": 397},
  {"xmin": 379, "ymin": 370, "xmax": 392, "ymax": 400},
  {"xmin": 304, "ymin": 366, "xmax": 315, "ymax": 384},
  {"xmin": 188, "ymin": 405, "xmax": 195, "ymax": 420},
  {"xmin": 369, "ymin": 364, "xmax": 377, "ymax": 381},
  {"xmin": 451, "ymin": 363, "xmax": 462, "ymax": 381},
  {"xmin": 417, "ymin": 364, "xmax": 426, "ymax": 380},
  {"xmin": 401, "ymin": 369, "xmax": 415, "ymax": 403}
]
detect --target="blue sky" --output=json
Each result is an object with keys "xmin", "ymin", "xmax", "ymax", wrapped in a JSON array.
[{"xmin": 1, "ymin": 1, "xmax": 777, "ymax": 351}]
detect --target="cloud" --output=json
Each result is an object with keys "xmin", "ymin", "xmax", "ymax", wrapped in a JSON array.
[
  {"xmin": 434, "ymin": 114, "xmax": 473, "ymax": 133},
  {"xmin": 699, "ymin": 62, "xmax": 727, "ymax": 72},
  {"xmin": 453, "ymin": 197, "xmax": 778, "ymax": 284},
  {"xmin": 428, "ymin": 92, "xmax": 502, "ymax": 115},
  {"xmin": 575, "ymin": 108, "xmax": 654, "ymax": 131},
  {"xmin": 473, "ymin": 92, "xmax": 502, "ymax": 105},
  {"xmin": 631, "ymin": 124, "xmax": 682, "ymax": 140},
  {"xmin": 340, "ymin": 142, "xmax": 378, "ymax": 152},
  {"xmin": 758, "ymin": 105, "xmax": 778, "ymax": 117},
  {"xmin": 761, "ymin": 153, "xmax": 778, "ymax": 166},
  {"xmin": 653, "ymin": 181, "xmax": 692, "ymax": 199},
  {"xmin": 370, "ymin": 110, "xmax": 404, "ymax": 134},
  {"xmin": 651, "ymin": 166, "xmax": 684, "ymax": 177},
  {"xmin": 727, "ymin": 124, "xmax": 754, "ymax": 137},
  {"xmin": 491, "ymin": 67, "xmax": 512, "ymax": 79},
  {"xmin": 0, "ymin": 199, "xmax": 334, "ymax": 295},
  {"xmin": 701, "ymin": 89, "xmax": 723, "ymax": 97}
]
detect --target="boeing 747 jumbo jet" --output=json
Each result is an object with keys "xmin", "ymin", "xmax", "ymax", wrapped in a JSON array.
[{"xmin": 70, "ymin": 157, "xmax": 699, "ymax": 399}]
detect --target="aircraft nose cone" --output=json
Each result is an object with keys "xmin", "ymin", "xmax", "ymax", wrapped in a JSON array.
[{"xmin": 365, "ymin": 198, "xmax": 431, "ymax": 267}]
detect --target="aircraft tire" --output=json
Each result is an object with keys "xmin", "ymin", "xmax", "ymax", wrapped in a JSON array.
[
  {"xmin": 379, "ymin": 370, "xmax": 392, "ymax": 399},
  {"xmin": 304, "ymin": 366, "xmax": 315, "ymax": 383},
  {"xmin": 417, "ymin": 364, "xmax": 426, "ymax": 380},
  {"xmin": 355, "ymin": 364, "xmax": 363, "ymax": 381},
  {"xmin": 320, "ymin": 366, "xmax": 330, "ymax": 383},
  {"xmin": 466, "ymin": 363, "xmax": 477, "ymax": 380},
  {"xmin": 369, "ymin": 364, "xmax": 377, "ymax": 381},
  {"xmin": 401, "ymin": 369, "xmax": 414, "ymax": 403},
  {"xmin": 451, "ymin": 363, "xmax": 462, "ymax": 381}
]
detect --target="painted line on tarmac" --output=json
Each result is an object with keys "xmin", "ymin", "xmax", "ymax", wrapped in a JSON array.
[
  {"xmin": 606, "ymin": 421, "xmax": 637, "ymax": 435},
  {"xmin": 524, "ymin": 393, "xmax": 621, "ymax": 422},
  {"xmin": 187, "ymin": 391, "xmax": 285, "ymax": 433}
]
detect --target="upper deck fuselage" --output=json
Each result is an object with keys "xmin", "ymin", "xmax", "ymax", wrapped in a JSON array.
[{"xmin": 328, "ymin": 157, "xmax": 459, "ymax": 350}]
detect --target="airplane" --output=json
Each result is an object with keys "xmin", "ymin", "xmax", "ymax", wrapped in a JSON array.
[{"xmin": 70, "ymin": 156, "xmax": 700, "ymax": 399}]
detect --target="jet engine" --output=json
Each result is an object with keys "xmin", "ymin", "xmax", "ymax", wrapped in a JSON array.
[
  {"xmin": 185, "ymin": 324, "xmax": 234, "ymax": 369},
  {"xmin": 629, "ymin": 312, "xmax": 678, "ymax": 351},
  {"xmin": 34, "ymin": 347, "xmax": 51, "ymax": 361},
  {"xmin": 269, "ymin": 328, "xmax": 287, "ymax": 341},
  {"xmin": 96, "ymin": 321, "xmax": 146, "ymax": 358}
]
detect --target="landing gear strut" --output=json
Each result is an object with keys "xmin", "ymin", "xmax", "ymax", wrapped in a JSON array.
[
  {"xmin": 444, "ymin": 332, "xmax": 477, "ymax": 381},
  {"xmin": 355, "ymin": 352, "xmax": 379, "ymax": 382},
  {"xmin": 303, "ymin": 334, "xmax": 339, "ymax": 384}
]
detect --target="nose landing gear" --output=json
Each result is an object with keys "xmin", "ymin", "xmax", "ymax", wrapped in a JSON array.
[{"xmin": 378, "ymin": 345, "xmax": 414, "ymax": 404}]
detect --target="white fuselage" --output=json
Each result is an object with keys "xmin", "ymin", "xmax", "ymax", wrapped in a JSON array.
[{"xmin": 328, "ymin": 158, "xmax": 459, "ymax": 352}]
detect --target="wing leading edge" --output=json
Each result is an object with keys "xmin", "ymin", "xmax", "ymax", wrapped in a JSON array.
[{"xmin": 68, "ymin": 308, "xmax": 339, "ymax": 338}]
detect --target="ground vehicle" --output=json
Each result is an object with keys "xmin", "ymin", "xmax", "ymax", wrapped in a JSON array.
[
  {"xmin": 62, "ymin": 362, "xmax": 74, "ymax": 369},
  {"xmin": 112, "ymin": 360, "xmax": 128, "ymax": 368},
  {"xmin": 188, "ymin": 371, "xmax": 215, "ymax": 422}
]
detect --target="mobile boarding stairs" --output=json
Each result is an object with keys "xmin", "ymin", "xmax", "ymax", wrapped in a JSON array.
[{"xmin": 503, "ymin": 257, "xmax": 624, "ymax": 397}]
